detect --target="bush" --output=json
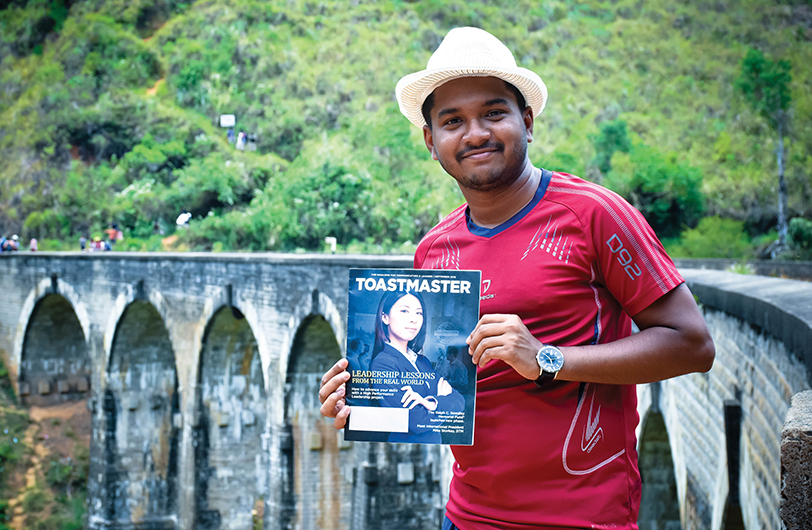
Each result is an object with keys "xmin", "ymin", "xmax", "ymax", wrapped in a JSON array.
[
  {"xmin": 788, "ymin": 217, "xmax": 812, "ymax": 250},
  {"xmin": 604, "ymin": 145, "xmax": 705, "ymax": 239},
  {"xmin": 666, "ymin": 217, "xmax": 753, "ymax": 259}
]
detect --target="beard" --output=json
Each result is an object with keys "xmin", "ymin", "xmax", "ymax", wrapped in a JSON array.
[{"xmin": 437, "ymin": 135, "xmax": 529, "ymax": 193}]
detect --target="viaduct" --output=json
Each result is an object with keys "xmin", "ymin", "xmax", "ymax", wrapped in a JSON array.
[{"xmin": 0, "ymin": 252, "xmax": 810, "ymax": 530}]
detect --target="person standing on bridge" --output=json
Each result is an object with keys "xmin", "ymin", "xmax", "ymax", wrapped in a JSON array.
[{"xmin": 319, "ymin": 27, "xmax": 715, "ymax": 529}]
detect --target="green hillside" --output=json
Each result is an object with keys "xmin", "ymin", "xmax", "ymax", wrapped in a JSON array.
[{"xmin": 1, "ymin": 0, "xmax": 810, "ymax": 256}]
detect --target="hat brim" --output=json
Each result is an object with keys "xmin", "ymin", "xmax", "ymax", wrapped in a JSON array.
[{"xmin": 396, "ymin": 66, "xmax": 547, "ymax": 128}]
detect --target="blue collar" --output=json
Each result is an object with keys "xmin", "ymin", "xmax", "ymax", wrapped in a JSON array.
[{"xmin": 466, "ymin": 168, "xmax": 552, "ymax": 238}]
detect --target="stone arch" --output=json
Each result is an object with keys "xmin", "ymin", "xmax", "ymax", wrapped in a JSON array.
[
  {"xmin": 281, "ymin": 290, "xmax": 345, "ymax": 377},
  {"xmin": 281, "ymin": 310, "xmax": 350, "ymax": 530},
  {"xmin": 12, "ymin": 277, "xmax": 91, "ymax": 389},
  {"xmin": 18, "ymin": 293, "xmax": 91, "ymax": 406},
  {"xmin": 102, "ymin": 299, "xmax": 179, "ymax": 528},
  {"xmin": 637, "ymin": 409, "xmax": 681, "ymax": 530},
  {"xmin": 194, "ymin": 304, "xmax": 268, "ymax": 530}
]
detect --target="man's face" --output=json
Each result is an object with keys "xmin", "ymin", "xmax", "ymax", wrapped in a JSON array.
[{"xmin": 423, "ymin": 76, "xmax": 534, "ymax": 193}]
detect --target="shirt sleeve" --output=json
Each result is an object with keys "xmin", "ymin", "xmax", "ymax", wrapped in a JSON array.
[{"xmin": 585, "ymin": 188, "xmax": 684, "ymax": 317}]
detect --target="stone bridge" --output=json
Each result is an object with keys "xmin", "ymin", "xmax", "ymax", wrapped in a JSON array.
[{"xmin": 0, "ymin": 253, "xmax": 809, "ymax": 530}]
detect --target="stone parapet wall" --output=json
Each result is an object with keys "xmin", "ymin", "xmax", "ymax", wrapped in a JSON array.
[
  {"xmin": 673, "ymin": 259, "xmax": 812, "ymax": 281},
  {"xmin": 636, "ymin": 269, "xmax": 812, "ymax": 530}
]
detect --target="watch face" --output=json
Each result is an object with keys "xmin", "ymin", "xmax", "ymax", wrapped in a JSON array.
[{"xmin": 537, "ymin": 345, "xmax": 564, "ymax": 373}]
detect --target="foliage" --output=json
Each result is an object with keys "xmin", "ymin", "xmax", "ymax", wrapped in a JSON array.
[
  {"xmin": 2, "ymin": 0, "xmax": 811, "ymax": 254},
  {"xmin": 0, "ymin": 357, "xmax": 16, "ymax": 405},
  {"xmin": 0, "ymin": 409, "xmax": 28, "ymax": 492},
  {"xmin": 604, "ymin": 143, "xmax": 705, "ymax": 238},
  {"xmin": 590, "ymin": 119, "xmax": 630, "ymax": 175},
  {"xmin": 22, "ymin": 486, "xmax": 50, "ymax": 513},
  {"xmin": 787, "ymin": 217, "xmax": 812, "ymax": 259},
  {"xmin": 736, "ymin": 48, "xmax": 792, "ymax": 126},
  {"xmin": 726, "ymin": 261, "xmax": 756, "ymax": 275},
  {"xmin": 788, "ymin": 217, "xmax": 812, "ymax": 250},
  {"xmin": 45, "ymin": 448, "xmax": 88, "ymax": 496},
  {"xmin": 666, "ymin": 217, "xmax": 754, "ymax": 259}
]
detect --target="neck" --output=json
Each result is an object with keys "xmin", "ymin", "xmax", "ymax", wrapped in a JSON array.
[
  {"xmin": 387, "ymin": 339, "xmax": 409, "ymax": 355},
  {"xmin": 459, "ymin": 159, "xmax": 540, "ymax": 229}
]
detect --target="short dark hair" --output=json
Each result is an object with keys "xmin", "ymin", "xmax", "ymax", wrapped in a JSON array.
[{"xmin": 421, "ymin": 80, "xmax": 527, "ymax": 128}]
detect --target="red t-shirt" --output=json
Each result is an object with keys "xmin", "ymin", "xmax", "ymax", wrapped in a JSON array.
[{"xmin": 414, "ymin": 170, "xmax": 683, "ymax": 529}]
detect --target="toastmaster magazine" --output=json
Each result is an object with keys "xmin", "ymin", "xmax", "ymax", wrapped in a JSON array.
[{"xmin": 344, "ymin": 268, "xmax": 481, "ymax": 445}]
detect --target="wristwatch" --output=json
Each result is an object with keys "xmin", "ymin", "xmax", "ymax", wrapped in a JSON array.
[{"xmin": 536, "ymin": 344, "xmax": 564, "ymax": 384}]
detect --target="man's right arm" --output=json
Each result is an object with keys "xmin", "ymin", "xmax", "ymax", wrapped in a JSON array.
[{"xmin": 319, "ymin": 358, "xmax": 351, "ymax": 429}]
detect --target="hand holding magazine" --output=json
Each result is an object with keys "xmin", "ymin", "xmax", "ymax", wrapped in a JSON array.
[{"xmin": 344, "ymin": 269, "xmax": 480, "ymax": 445}]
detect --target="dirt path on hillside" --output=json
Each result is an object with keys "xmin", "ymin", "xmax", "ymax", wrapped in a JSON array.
[{"xmin": 5, "ymin": 400, "xmax": 91, "ymax": 529}]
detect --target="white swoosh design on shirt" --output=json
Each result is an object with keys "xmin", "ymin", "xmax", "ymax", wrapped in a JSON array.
[{"xmin": 562, "ymin": 383, "xmax": 625, "ymax": 475}]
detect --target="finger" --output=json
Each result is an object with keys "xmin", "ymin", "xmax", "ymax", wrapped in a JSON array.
[
  {"xmin": 333, "ymin": 403, "xmax": 351, "ymax": 429},
  {"xmin": 401, "ymin": 389, "xmax": 415, "ymax": 405},
  {"xmin": 320, "ymin": 358, "xmax": 349, "ymax": 389},
  {"xmin": 319, "ymin": 370, "xmax": 350, "ymax": 405},
  {"xmin": 319, "ymin": 385, "xmax": 345, "ymax": 418},
  {"xmin": 470, "ymin": 333, "xmax": 506, "ymax": 365},
  {"xmin": 468, "ymin": 322, "xmax": 509, "ymax": 358},
  {"xmin": 467, "ymin": 314, "xmax": 511, "ymax": 341}
]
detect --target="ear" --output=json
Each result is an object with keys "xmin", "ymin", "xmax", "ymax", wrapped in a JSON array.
[
  {"xmin": 423, "ymin": 125, "xmax": 439, "ymax": 161},
  {"xmin": 382, "ymin": 314, "xmax": 390, "ymax": 325},
  {"xmin": 523, "ymin": 106, "xmax": 535, "ymax": 144}
]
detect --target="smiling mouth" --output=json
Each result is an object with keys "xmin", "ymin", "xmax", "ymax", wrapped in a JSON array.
[{"xmin": 457, "ymin": 143, "xmax": 504, "ymax": 162}]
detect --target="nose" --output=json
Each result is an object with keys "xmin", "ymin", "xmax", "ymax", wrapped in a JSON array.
[{"xmin": 462, "ymin": 118, "xmax": 490, "ymax": 145}]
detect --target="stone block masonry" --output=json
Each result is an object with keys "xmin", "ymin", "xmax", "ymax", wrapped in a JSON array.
[
  {"xmin": 1, "ymin": 253, "xmax": 811, "ymax": 530},
  {"xmin": 781, "ymin": 390, "xmax": 812, "ymax": 529}
]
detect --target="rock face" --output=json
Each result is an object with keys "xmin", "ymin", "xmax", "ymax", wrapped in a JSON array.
[{"xmin": 781, "ymin": 391, "xmax": 812, "ymax": 530}]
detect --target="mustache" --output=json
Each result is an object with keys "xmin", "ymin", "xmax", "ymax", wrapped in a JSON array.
[{"xmin": 456, "ymin": 141, "xmax": 504, "ymax": 162}]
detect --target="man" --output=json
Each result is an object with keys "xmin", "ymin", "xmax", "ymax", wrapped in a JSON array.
[{"xmin": 320, "ymin": 27, "xmax": 715, "ymax": 529}]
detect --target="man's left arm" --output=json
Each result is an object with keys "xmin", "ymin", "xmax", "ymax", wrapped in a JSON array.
[{"xmin": 467, "ymin": 282, "xmax": 715, "ymax": 385}]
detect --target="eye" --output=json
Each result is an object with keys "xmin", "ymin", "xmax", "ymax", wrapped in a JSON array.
[{"xmin": 486, "ymin": 109, "xmax": 505, "ymax": 118}]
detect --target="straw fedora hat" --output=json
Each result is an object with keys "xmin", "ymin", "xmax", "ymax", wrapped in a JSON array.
[{"xmin": 396, "ymin": 27, "xmax": 548, "ymax": 128}]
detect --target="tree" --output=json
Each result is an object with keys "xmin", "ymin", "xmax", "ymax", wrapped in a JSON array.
[
  {"xmin": 604, "ymin": 145, "xmax": 705, "ymax": 239},
  {"xmin": 590, "ymin": 119, "xmax": 631, "ymax": 175},
  {"xmin": 736, "ymin": 49, "xmax": 792, "ymax": 248}
]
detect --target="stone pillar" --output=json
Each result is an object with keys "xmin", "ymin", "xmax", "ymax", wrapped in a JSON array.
[{"xmin": 781, "ymin": 391, "xmax": 812, "ymax": 529}]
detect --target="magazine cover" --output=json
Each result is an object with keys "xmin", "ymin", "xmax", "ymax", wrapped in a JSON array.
[{"xmin": 344, "ymin": 268, "xmax": 481, "ymax": 445}]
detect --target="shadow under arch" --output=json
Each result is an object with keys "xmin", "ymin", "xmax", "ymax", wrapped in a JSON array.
[
  {"xmin": 281, "ymin": 312, "xmax": 348, "ymax": 530},
  {"xmin": 19, "ymin": 293, "xmax": 91, "ymax": 406},
  {"xmin": 101, "ymin": 299, "xmax": 179, "ymax": 529},
  {"xmin": 194, "ymin": 304, "xmax": 268, "ymax": 530},
  {"xmin": 637, "ymin": 409, "xmax": 680, "ymax": 530}
]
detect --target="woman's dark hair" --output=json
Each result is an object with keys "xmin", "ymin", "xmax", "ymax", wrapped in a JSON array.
[{"xmin": 372, "ymin": 290, "xmax": 427, "ymax": 361}]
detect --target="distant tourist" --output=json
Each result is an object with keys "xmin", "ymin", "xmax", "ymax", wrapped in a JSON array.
[
  {"xmin": 29, "ymin": 238, "xmax": 37, "ymax": 252},
  {"xmin": 227, "ymin": 127, "xmax": 235, "ymax": 144},
  {"xmin": 0, "ymin": 234, "xmax": 19, "ymax": 252},
  {"xmin": 105, "ymin": 223, "xmax": 124, "ymax": 245},
  {"xmin": 236, "ymin": 131, "xmax": 246, "ymax": 150},
  {"xmin": 176, "ymin": 212, "xmax": 192, "ymax": 227},
  {"xmin": 79, "ymin": 235, "xmax": 87, "ymax": 251},
  {"xmin": 89, "ymin": 236, "xmax": 109, "ymax": 252},
  {"xmin": 247, "ymin": 133, "xmax": 257, "ymax": 151}
]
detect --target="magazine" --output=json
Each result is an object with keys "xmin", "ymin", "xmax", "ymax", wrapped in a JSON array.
[{"xmin": 344, "ymin": 268, "xmax": 481, "ymax": 445}]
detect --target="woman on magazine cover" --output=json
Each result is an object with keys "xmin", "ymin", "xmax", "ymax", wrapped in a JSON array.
[{"xmin": 370, "ymin": 290, "xmax": 465, "ymax": 443}]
